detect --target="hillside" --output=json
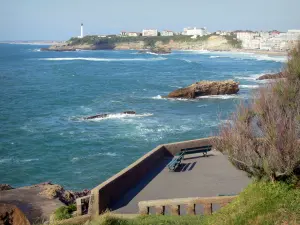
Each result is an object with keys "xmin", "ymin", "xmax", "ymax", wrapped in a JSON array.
[{"xmin": 45, "ymin": 34, "xmax": 242, "ymax": 51}]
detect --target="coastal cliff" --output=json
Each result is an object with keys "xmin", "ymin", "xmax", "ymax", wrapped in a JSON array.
[{"xmin": 43, "ymin": 34, "xmax": 241, "ymax": 52}]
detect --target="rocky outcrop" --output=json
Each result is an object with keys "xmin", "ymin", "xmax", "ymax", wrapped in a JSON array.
[
  {"xmin": 84, "ymin": 111, "xmax": 136, "ymax": 120},
  {"xmin": 0, "ymin": 204, "xmax": 30, "ymax": 225},
  {"xmin": 256, "ymin": 72, "xmax": 285, "ymax": 80},
  {"xmin": 38, "ymin": 182, "xmax": 90, "ymax": 205},
  {"xmin": 167, "ymin": 80, "xmax": 239, "ymax": 99},
  {"xmin": 0, "ymin": 184, "xmax": 13, "ymax": 191}
]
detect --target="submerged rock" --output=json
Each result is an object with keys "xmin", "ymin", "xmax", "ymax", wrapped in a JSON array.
[
  {"xmin": 167, "ymin": 80, "xmax": 239, "ymax": 99},
  {"xmin": 84, "ymin": 111, "xmax": 136, "ymax": 120},
  {"xmin": 256, "ymin": 72, "xmax": 285, "ymax": 80}
]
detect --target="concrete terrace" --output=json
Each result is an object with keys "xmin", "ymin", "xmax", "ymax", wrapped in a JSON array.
[{"xmin": 112, "ymin": 150, "xmax": 250, "ymax": 214}]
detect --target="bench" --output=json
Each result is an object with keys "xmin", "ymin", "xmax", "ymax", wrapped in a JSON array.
[
  {"xmin": 179, "ymin": 145, "xmax": 212, "ymax": 158},
  {"xmin": 167, "ymin": 145, "xmax": 212, "ymax": 171},
  {"xmin": 167, "ymin": 152, "xmax": 184, "ymax": 171}
]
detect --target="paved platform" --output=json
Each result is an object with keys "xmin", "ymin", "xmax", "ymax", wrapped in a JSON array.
[{"xmin": 112, "ymin": 150, "xmax": 250, "ymax": 214}]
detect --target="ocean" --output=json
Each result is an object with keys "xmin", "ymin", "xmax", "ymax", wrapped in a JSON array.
[{"xmin": 0, "ymin": 44, "xmax": 285, "ymax": 190}]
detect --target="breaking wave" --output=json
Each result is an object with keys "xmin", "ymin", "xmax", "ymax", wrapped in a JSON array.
[
  {"xmin": 239, "ymin": 84, "xmax": 260, "ymax": 89},
  {"xmin": 38, "ymin": 57, "xmax": 167, "ymax": 62},
  {"xmin": 71, "ymin": 152, "xmax": 118, "ymax": 162},
  {"xmin": 82, "ymin": 113, "xmax": 153, "ymax": 121}
]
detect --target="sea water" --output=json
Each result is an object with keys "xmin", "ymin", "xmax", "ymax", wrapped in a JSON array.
[{"xmin": 0, "ymin": 44, "xmax": 285, "ymax": 189}]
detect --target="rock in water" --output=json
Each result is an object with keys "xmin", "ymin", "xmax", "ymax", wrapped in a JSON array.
[
  {"xmin": 167, "ymin": 80, "xmax": 239, "ymax": 99},
  {"xmin": 256, "ymin": 72, "xmax": 285, "ymax": 80},
  {"xmin": 84, "ymin": 114, "xmax": 108, "ymax": 120},
  {"xmin": 123, "ymin": 111, "xmax": 136, "ymax": 115}
]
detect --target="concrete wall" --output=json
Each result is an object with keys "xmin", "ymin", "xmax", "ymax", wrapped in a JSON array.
[
  {"xmin": 164, "ymin": 137, "xmax": 216, "ymax": 155},
  {"xmin": 90, "ymin": 145, "xmax": 171, "ymax": 216},
  {"xmin": 90, "ymin": 137, "xmax": 217, "ymax": 216}
]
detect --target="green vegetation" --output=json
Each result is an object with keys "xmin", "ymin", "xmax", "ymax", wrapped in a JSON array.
[
  {"xmin": 66, "ymin": 33, "xmax": 241, "ymax": 49},
  {"xmin": 223, "ymin": 34, "xmax": 242, "ymax": 48},
  {"xmin": 56, "ymin": 182, "xmax": 300, "ymax": 225},
  {"xmin": 53, "ymin": 204, "xmax": 77, "ymax": 221}
]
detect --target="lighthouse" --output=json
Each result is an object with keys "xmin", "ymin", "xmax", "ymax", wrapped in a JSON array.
[{"xmin": 79, "ymin": 23, "xmax": 84, "ymax": 38}]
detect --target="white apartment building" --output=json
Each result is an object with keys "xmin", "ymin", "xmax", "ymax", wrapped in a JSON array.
[
  {"xmin": 127, "ymin": 32, "xmax": 141, "ymax": 37},
  {"xmin": 142, "ymin": 29, "xmax": 158, "ymax": 36},
  {"xmin": 182, "ymin": 27, "xmax": 207, "ymax": 36},
  {"xmin": 161, "ymin": 30, "xmax": 174, "ymax": 36}
]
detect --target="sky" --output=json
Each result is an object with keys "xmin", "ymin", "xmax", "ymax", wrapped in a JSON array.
[{"xmin": 0, "ymin": 0, "xmax": 300, "ymax": 41}]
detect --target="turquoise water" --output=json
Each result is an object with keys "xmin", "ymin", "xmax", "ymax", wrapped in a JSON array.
[{"xmin": 0, "ymin": 44, "xmax": 284, "ymax": 190}]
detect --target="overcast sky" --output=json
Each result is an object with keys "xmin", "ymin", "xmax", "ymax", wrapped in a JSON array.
[{"xmin": 0, "ymin": 0, "xmax": 300, "ymax": 41}]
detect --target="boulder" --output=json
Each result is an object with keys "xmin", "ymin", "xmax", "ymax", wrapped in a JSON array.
[
  {"xmin": 0, "ymin": 184, "xmax": 13, "ymax": 191},
  {"xmin": 38, "ymin": 183, "xmax": 90, "ymax": 205},
  {"xmin": 0, "ymin": 204, "xmax": 30, "ymax": 225},
  {"xmin": 256, "ymin": 72, "xmax": 285, "ymax": 80},
  {"xmin": 167, "ymin": 80, "xmax": 239, "ymax": 99}
]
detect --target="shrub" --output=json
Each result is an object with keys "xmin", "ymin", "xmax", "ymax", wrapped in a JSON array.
[
  {"xmin": 54, "ymin": 204, "xmax": 77, "ymax": 221},
  {"xmin": 214, "ymin": 41, "xmax": 300, "ymax": 182}
]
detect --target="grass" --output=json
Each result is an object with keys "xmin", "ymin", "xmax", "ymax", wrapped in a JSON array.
[{"xmin": 56, "ymin": 182, "xmax": 300, "ymax": 225}]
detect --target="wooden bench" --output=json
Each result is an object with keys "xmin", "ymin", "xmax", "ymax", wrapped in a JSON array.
[
  {"xmin": 180, "ymin": 145, "xmax": 212, "ymax": 158},
  {"xmin": 168, "ymin": 145, "xmax": 212, "ymax": 171}
]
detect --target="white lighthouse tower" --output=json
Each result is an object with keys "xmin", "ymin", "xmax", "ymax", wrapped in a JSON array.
[{"xmin": 79, "ymin": 23, "xmax": 84, "ymax": 38}]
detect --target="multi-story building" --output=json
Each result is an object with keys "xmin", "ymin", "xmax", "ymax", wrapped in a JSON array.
[
  {"xmin": 142, "ymin": 29, "xmax": 158, "ymax": 37},
  {"xmin": 161, "ymin": 30, "xmax": 174, "ymax": 36},
  {"xmin": 182, "ymin": 27, "xmax": 207, "ymax": 36}
]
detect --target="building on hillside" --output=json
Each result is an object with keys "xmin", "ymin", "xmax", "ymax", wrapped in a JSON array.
[
  {"xmin": 182, "ymin": 27, "xmax": 207, "ymax": 36},
  {"xmin": 161, "ymin": 30, "xmax": 174, "ymax": 36},
  {"xmin": 120, "ymin": 31, "xmax": 127, "ymax": 36},
  {"xmin": 286, "ymin": 30, "xmax": 300, "ymax": 40},
  {"xmin": 142, "ymin": 29, "xmax": 158, "ymax": 36},
  {"xmin": 127, "ymin": 32, "xmax": 141, "ymax": 37}
]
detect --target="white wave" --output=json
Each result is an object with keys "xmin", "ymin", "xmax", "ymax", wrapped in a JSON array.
[
  {"xmin": 235, "ymin": 73, "xmax": 265, "ymax": 81},
  {"xmin": 197, "ymin": 104, "xmax": 208, "ymax": 107},
  {"xmin": 151, "ymin": 95, "xmax": 163, "ymax": 99},
  {"xmin": 0, "ymin": 158, "xmax": 11, "ymax": 164},
  {"xmin": 80, "ymin": 106, "xmax": 92, "ymax": 113},
  {"xmin": 32, "ymin": 48, "xmax": 41, "ymax": 52},
  {"xmin": 239, "ymin": 84, "xmax": 260, "ymax": 89},
  {"xmin": 197, "ymin": 94, "xmax": 244, "ymax": 99},
  {"xmin": 20, "ymin": 158, "xmax": 39, "ymax": 162},
  {"xmin": 0, "ymin": 158, "xmax": 39, "ymax": 164},
  {"xmin": 71, "ymin": 152, "xmax": 118, "ymax": 162},
  {"xmin": 209, "ymin": 56, "xmax": 220, "ymax": 58},
  {"xmin": 85, "ymin": 113, "xmax": 153, "ymax": 121},
  {"xmin": 38, "ymin": 57, "xmax": 167, "ymax": 62},
  {"xmin": 169, "ymin": 85, "xmax": 182, "ymax": 88}
]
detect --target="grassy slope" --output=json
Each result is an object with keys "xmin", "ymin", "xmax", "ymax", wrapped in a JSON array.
[{"xmin": 74, "ymin": 182, "xmax": 300, "ymax": 225}]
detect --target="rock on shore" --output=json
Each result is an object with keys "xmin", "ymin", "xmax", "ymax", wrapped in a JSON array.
[
  {"xmin": 167, "ymin": 80, "xmax": 239, "ymax": 99},
  {"xmin": 256, "ymin": 72, "xmax": 285, "ymax": 80}
]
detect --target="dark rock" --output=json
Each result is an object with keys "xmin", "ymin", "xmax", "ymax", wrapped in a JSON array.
[
  {"xmin": 256, "ymin": 72, "xmax": 285, "ymax": 80},
  {"xmin": 0, "ymin": 184, "xmax": 13, "ymax": 191},
  {"xmin": 123, "ymin": 111, "xmax": 136, "ymax": 115},
  {"xmin": 167, "ymin": 80, "xmax": 239, "ymax": 99},
  {"xmin": 84, "ymin": 111, "xmax": 136, "ymax": 120},
  {"xmin": 84, "ymin": 114, "xmax": 108, "ymax": 120}
]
